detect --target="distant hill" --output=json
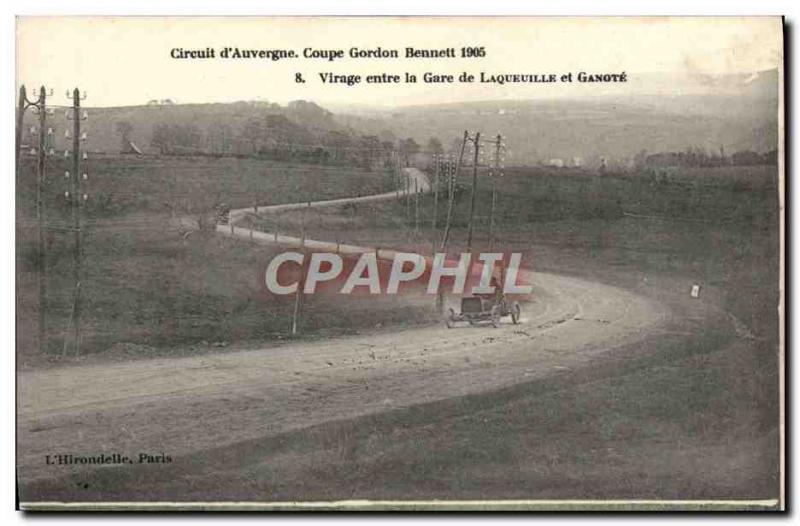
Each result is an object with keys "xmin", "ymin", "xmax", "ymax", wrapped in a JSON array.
[
  {"xmin": 20, "ymin": 69, "xmax": 778, "ymax": 165},
  {"xmin": 20, "ymin": 99, "xmax": 355, "ymax": 156},
  {"xmin": 335, "ymin": 68, "xmax": 780, "ymax": 165},
  {"xmin": 336, "ymin": 97, "xmax": 778, "ymax": 166}
]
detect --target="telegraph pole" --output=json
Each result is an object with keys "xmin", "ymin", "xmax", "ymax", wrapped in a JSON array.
[
  {"xmin": 448, "ymin": 154, "xmax": 455, "ymax": 213},
  {"xmin": 489, "ymin": 134, "xmax": 503, "ymax": 251},
  {"xmin": 71, "ymin": 88, "xmax": 83, "ymax": 355},
  {"xmin": 432, "ymin": 154, "xmax": 440, "ymax": 232},
  {"xmin": 15, "ymin": 86, "xmax": 26, "ymax": 177},
  {"xmin": 66, "ymin": 88, "xmax": 87, "ymax": 355},
  {"xmin": 404, "ymin": 173, "xmax": 410, "ymax": 223},
  {"xmin": 440, "ymin": 131, "xmax": 468, "ymax": 251},
  {"xmin": 414, "ymin": 178, "xmax": 420, "ymax": 233},
  {"xmin": 437, "ymin": 134, "xmax": 468, "ymax": 314},
  {"xmin": 17, "ymin": 85, "xmax": 53, "ymax": 352},
  {"xmin": 465, "ymin": 132, "xmax": 481, "ymax": 251},
  {"xmin": 390, "ymin": 151, "xmax": 397, "ymax": 188},
  {"xmin": 36, "ymin": 87, "xmax": 48, "ymax": 348}
]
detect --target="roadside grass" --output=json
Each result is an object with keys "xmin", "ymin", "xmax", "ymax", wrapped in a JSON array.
[
  {"xmin": 31, "ymin": 308, "xmax": 779, "ymax": 501},
  {"xmin": 17, "ymin": 219, "xmax": 434, "ymax": 367},
  {"xmin": 245, "ymin": 334, "xmax": 778, "ymax": 501},
  {"xmin": 257, "ymin": 164, "xmax": 777, "ymax": 245},
  {"xmin": 259, "ymin": 165, "xmax": 779, "ymax": 340},
  {"xmin": 17, "ymin": 160, "xmax": 779, "ymax": 373},
  {"xmin": 17, "ymin": 163, "xmax": 781, "ymax": 501},
  {"xmin": 16, "ymin": 155, "xmax": 407, "ymax": 366},
  {"xmin": 240, "ymin": 165, "xmax": 780, "ymax": 501},
  {"xmin": 350, "ymin": 343, "xmax": 777, "ymax": 501},
  {"xmin": 17, "ymin": 154, "xmax": 393, "ymax": 217}
]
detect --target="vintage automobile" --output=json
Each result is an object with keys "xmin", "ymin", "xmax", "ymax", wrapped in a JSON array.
[{"xmin": 445, "ymin": 293, "xmax": 521, "ymax": 328}]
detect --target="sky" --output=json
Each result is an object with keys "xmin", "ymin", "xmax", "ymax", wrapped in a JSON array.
[{"xmin": 16, "ymin": 16, "xmax": 783, "ymax": 108}]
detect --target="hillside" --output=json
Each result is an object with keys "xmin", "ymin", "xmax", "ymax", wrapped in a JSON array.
[
  {"xmin": 337, "ymin": 68, "xmax": 780, "ymax": 165},
  {"xmin": 19, "ymin": 69, "xmax": 779, "ymax": 165},
  {"xmin": 20, "ymin": 100, "xmax": 352, "ymax": 156},
  {"xmin": 337, "ymin": 96, "xmax": 778, "ymax": 166}
]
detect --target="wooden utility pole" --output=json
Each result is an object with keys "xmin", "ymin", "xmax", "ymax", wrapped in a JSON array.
[
  {"xmin": 36, "ymin": 87, "xmax": 47, "ymax": 348},
  {"xmin": 489, "ymin": 134, "xmax": 502, "ymax": 251},
  {"xmin": 301, "ymin": 201, "xmax": 310, "ymax": 246},
  {"xmin": 396, "ymin": 151, "xmax": 401, "ymax": 188},
  {"xmin": 390, "ymin": 151, "xmax": 397, "ymax": 188},
  {"xmin": 432, "ymin": 154, "xmax": 440, "ymax": 232},
  {"xmin": 70, "ymin": 88, "xmax": 84, "ymax": 355},
  {"xmin": 448, "ymin": 155, "xmax": 455, "ymax": 211},
  {"xmin": 437, "ymin": 133, "xmax": 469, "ymax": 314},
  {"xmin": 15, "ymin": 86, "xmax": 26, "ymax": 177},
  {"xmin": 414, "ymin": 178, "xmax": 420, "ymax": 233},
  {"xmin": 440, "ymin": 131, "xmax": 468, "ymax": 251},
  {"xmin": 405, "ymin": 175, "xmax": 410, "ymax": 223},
  {"xmin": 465, "ymin": 132, "xmax": 481, "ymax": 251},
  {"xmin": 17, "ymin": 85, "xmax": 52, "ymax": 352}
]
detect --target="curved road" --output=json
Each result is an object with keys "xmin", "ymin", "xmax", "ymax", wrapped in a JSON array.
[
  {"xmin": 218, "ymin": 167, "xmax": 432, "ymax": 258},
  {"xmin": 17, "ymin": 168, "xmax": 669, "ymax": 484}
]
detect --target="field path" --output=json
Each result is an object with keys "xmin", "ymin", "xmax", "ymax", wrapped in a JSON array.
[{"xmin": 17, "ymin": 167, "xmax": 670, "ymax": 485}]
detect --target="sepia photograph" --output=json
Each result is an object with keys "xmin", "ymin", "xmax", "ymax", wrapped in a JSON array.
[{"xmin": 14, "ymin": 16, "xmax": 784, "ymax": 511}]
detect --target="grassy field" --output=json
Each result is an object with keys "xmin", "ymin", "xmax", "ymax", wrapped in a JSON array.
[
  {"xmin": 261, "ymin": 164, "xmax": 777, "ymax": 238},
  {"xmin": 22, "ymin": 163, "xmax": 781, "ymax": 503},
  {"xmin": 17, "ymin": 159, "xmax": 780, "ymax": 378},
  {"xmin": 258, "ymin": 164, "xmax": 779, "ymax": 341},
  {"xmin": 16, "ymin": 155, "xmax": 402, "ymax": 366},
  {"xmin": 214, "ymin": 163, "xmax": 782, "ymax": 502},
  {"xmin": 200, "ymin": 326, "xmax": 779, "ymax": 502},
  {"xmin": 17, "ymin": 154, "xmax": 393, "ymax": 217},
  {"xmin": 243, "ymin": 164, "xmax": 780, "ymax": 501},
  {"xmin": 17, "ymin": 158, "xmax": 781, "ymax": 502}
]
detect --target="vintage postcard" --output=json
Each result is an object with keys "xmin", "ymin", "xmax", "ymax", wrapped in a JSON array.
[{"xmin": 15, "ymin": 16, "xmax": 784, "ymax": 511}]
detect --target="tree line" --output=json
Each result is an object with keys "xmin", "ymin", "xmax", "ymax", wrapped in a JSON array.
[
  {"xmin": 143, "ymin": 116, "xmax": 442, "ymax": 170},
  {"xmin": 634, "ymin": 147, "xmax": 778, "ymax": 168}
]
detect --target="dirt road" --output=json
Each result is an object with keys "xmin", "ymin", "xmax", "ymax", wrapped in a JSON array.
[
  {"xmin": 18, "ymin": 166, "xmax": 670, "ymax": 487},
  {"xmin": 18, "ymin": 270, "xmax": 667, "ymax": 483},
  {"xmin": 217, "ymin": 167, "xmax": 431, "ymax": 256},
  {"xmin": 226, "ymin": 166, "xmax": 430, "ymax": 217}
]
